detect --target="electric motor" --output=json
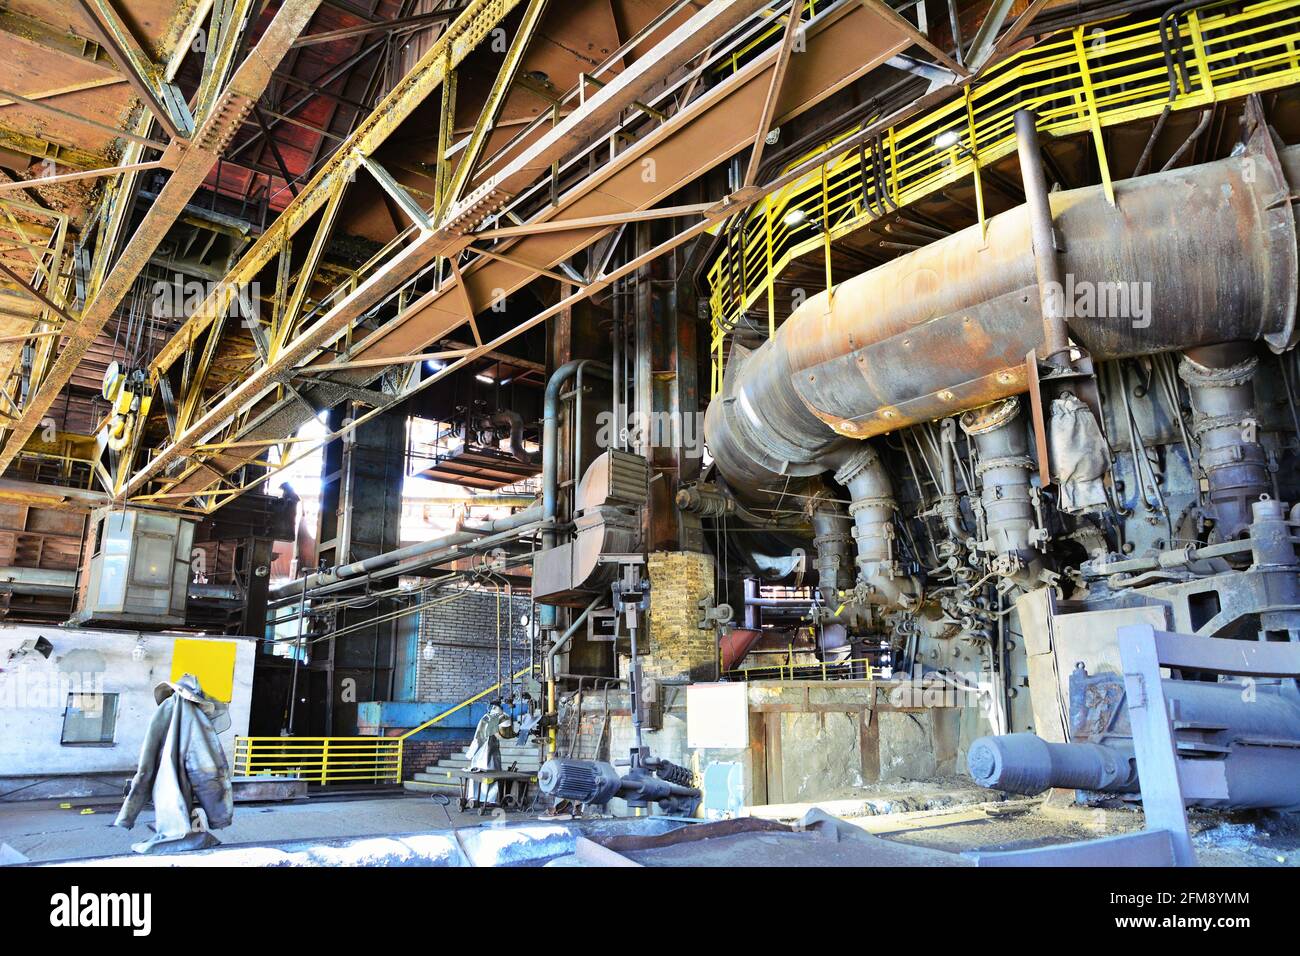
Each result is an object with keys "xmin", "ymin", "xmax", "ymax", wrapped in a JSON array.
[{"xmin": 538, "ymin": 758, "xmax": 622, "ymax": 804}]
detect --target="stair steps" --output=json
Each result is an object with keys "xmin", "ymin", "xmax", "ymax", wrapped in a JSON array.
[{"xmin": 403, "ymin": 741, "xmax": 542, "ymax": 795}]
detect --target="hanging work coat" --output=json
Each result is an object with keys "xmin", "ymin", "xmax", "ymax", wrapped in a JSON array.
[{"xmin": 115, "ymin": 684, "xmax": 234, "ymax": 853}]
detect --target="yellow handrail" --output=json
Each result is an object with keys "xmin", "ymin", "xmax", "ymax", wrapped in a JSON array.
[
  {"xmin": 706, "ymin": 0, "xmax": 1300, "ymax": 394},
  {"xmin": 233, "ymin": 736, "xmax": 403, "ymax": 785},
  {"xmin": 724, "ymin": 655, "xmax": 878, "ymax": 682},
  {"xmin": 397, "ymin": 664, "xmax": 533, "ymax": 741},
  {"xmin": 233, "ymin": 666, "xmax": 535, "ymax": 785}
]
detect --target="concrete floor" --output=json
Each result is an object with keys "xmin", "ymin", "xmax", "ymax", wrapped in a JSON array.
[
  {"xmin": 0, "ymin": 793, "xmax": 521, "ymax": 864},
  {"xmin": 4, "ymin": 789, "xmax": 1298, "ymax": 866}
]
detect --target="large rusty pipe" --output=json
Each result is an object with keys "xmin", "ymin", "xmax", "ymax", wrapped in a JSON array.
[{"xmin": 706, "ymin": 144, "xmax": 1300, "ymax": 503}]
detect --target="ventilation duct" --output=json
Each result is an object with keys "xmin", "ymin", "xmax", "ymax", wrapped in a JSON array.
[{"xmin": 705, "ymin": 143, "xmax": 1300, "ymax": 504}]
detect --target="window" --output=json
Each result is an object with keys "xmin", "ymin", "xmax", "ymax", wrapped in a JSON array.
[{"xmin": 61, "ymin": 693, "xmax": 119, "ymax": 746}]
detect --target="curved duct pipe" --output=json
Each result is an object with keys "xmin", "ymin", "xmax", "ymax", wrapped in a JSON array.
[
  {"xmin": 807, "ymin": 488, "xmax": 853, "ymax": 606},
  {"xmin": 704, "ymin": 142, "xmax": 1300, "ymax": 592},
  {"xmin": 540, "ymin": 360, "xmax": 612, "ymax": 629},
  {"xmin": 544, "ymin": 592, "xmax": 604, "ymax": 681},
  {"xmin": 720, "ymin": 627, "xmax": 771, "ymax": 671},
  {"xmin": 270, "ymin": 504, "xmax": 541, "ymax": 600},
  {"xmin": 833, "ymin": 445, "xmax": 919, "ymax": 609},
  {"xmin": 491, "ymin": 410, "xmax": 541, "ymax": 465}
]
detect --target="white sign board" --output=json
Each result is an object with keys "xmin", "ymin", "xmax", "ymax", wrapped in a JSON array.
[{"xmin": 686, "ymin": 682, "xmax": 749, "ymax": 749}]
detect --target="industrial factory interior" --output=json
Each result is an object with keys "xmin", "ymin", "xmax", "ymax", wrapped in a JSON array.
[{"xmin": 0, "ymin": 0, "xmax": 1299, "ymax": 891}]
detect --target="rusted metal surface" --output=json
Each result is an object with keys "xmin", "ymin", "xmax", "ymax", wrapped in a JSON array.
[
  {"xmin": 0, "ymin": 0, "xmax": 324, "ymax": 476},
  {"xmin": 721, "ymin": 627, "xmax": 767, "ymax": 671},
  {"xmin": 145, "ymin": 0, "xmax": 533, "ymax": 379},
  {"xmin": 128, "ymin": 0, "xmax": 914, "ymax": 505},
  {"xmin": 706, "ymin": 143, "xmax": 1300, "ymax": 500},
  {"xmin": 75, "ymin": 0, "xmax": 193, "ymax": 141}
]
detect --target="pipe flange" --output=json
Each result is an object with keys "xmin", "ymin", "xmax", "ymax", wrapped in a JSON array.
[
  {"xmin": 975, "ymin": 455, "xmax": 1035, "ymax": 477},
  {"xmin": 833, "ymin": 446, "xmax": 882, "ymax": 486},
  {"xmin": 812, "ymin": 533, "xmax": 853, "ymax": 548},
  {"xmin": 1178, "ymin": 354, "xmax": 1258, "ymax": 390},
  {"xmin": 960, "ymin": 397, "xmax": 1021, "ymax": 436},
  {"xmin": 847, "ymin": 495, "xmax": 897, "ymax": 516},
  {"xmin": 936, "ymin": 493, "xmax": 963, "ymax": 517}
]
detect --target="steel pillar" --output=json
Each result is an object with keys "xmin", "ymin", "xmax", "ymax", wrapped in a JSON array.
[
  {"xmin": 312, "ymin": 402, "xmax": 406, "ymax": 736},
  {"xmin": 633, "ymin": 218, "xmax": 703, "ymax": 553}
]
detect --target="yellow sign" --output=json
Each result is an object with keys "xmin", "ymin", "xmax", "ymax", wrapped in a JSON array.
[{"xmin": 170, "ymin": 638, "xmax": 238, "ymax": 703}]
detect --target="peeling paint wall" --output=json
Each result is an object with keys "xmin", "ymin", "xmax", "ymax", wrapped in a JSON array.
[{"xmin": 0, "ymin": 625, "xmax": 254, "ymax": 786}]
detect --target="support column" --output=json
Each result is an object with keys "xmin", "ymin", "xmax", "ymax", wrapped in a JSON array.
[
  {"xmin": 314, "ymin": 402, "xmax": 406, "ymax": 736},
  {"xmin": 633, "ymin": 218, "xmax": 704, "ymax": 553}
]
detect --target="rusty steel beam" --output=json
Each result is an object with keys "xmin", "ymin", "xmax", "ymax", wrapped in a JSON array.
[
  {"xmin": 975, "ymin": 0, "xmax": 1053, "ymax": 70},
  {"xmin": 965, "ymin": 0, "xmax": 1019, "ymax": 70},
  {"xmin": 470, "ymin": 202, "xmax": 717, "ymax": 239},
  {"xmin": 0, "ymin": 476, "xmax": 109, "ymax": 513},
  {"xmin": 0, "ymin": 86, "xmax": 170, "ymax": 150},
  {"xmin": 0, "ymin": 0, "xmax": 325, "ymax": 477},
  {"xmin": 0, "ymin": 160, "xmax": 168, "ymax": 194},
  {"xmin": 858, "ymin": 0, "xmax": 968, "ymax": 76},
  {"xmin": 436, "ymin": 0, "xmax": 551, "ymax": 221},
  {"xmin": 147, "ymin": 0, "xmax": 532, "ymax": 379},
  {"xmin": 0, "ymin": 9, "xmax": 121, "ymax": 73},
  {"xmin": 0, "ymin": 261, "xmax": 78, "ymax": 325},
  {"xmin": 125, "ymin": 0, "xmax": 915, "ymax": 503},
  {"xmin": 292, "ymin": 7, "xmax": 465, "ymax": 47},
  {"xmin": 127, "ymin": 0, "xmax": 778, "ymax": 499},
  {"xmin": 440, "ymin": 0, "xmax": 772, "ymax": 238},
  {"xmin": 744, "ymin": 0, "xmax": 804, "ymax": 189},
  {"xmin": 75, "ymin": 0, "xmax": 192, "ymax": 140}
]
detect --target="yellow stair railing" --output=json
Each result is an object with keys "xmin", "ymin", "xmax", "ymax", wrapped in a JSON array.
[
  {"xmin": 395, "ymin": 665, "xmax": 533, "ymax": 743},
  {"xmin": 706, "ymin": 0, "xmax": 1300, "ymax": 395},
  {"xmin": 233, "ymin": 665, "xmax": 534, "ymax": 786}
]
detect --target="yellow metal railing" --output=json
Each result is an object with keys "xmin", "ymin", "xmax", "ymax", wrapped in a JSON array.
[
  {"xmin": 714, "ymin": 0, "xmax": 824, "ymax": 77},
  {"xmin": 725, "ymin": 655, "xmax": 877, "ymax": 682},
  {"xmin": 233, "ymin": 736, "xmax": 403, "ymax": 785},
  {"xmin": 232, "ymin": 665, "xmax": 533, "ymax": 786},
  {"xmin": 396, "ymin": 665, "xmax": 532, "ymax": 741},
  {"xmin": 706, "ymin": 0, "xmax": 1300, "ymax": 395}
]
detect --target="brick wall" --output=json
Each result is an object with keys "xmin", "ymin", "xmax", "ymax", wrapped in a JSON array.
[
  {"xmin": 399, "ymin": 738, "xmax": 464, "ymax": 780},
  {"xmin": 644, "ymin": 551, "xmax": 717, "ymax": 683},
  {"xmin": 414, "ymin": 586, "xmax": 533, "ymax": 703}
]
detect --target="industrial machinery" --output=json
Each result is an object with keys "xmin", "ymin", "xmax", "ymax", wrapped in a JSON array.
[
  {"xmin": 540, "ymin": 548, "xmax": 702, "ymax": 817},
  {"xmin": 967, "ymin": 647, "xmax": 1300, "ymax": 810},
  {"xmin": 538, "ymin": 756, "xmax": 701, "ymax": 816},
  {"xmin": 687, "ymin": 102, "xmax": 1300, "ymax": 809}
]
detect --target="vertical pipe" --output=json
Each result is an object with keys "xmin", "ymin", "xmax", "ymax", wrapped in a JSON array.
[
  {"xmin": 539, "ymin": 360, "xmax": 611, "ymax": 630},
  {"xmin": 1013, "ymin": 109, "xmax": 1071, "ymax": 368},
  {"xmin": 1180, "ymin": 343, "xmax": 1270, "ymax": 543},
  {"xmin": 286, "ymin": 572, "xmax": 307, "ymax": 734},
  {"xmin": 544, "ymin": 593, "xmax": 602, "ymax": 756}
]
